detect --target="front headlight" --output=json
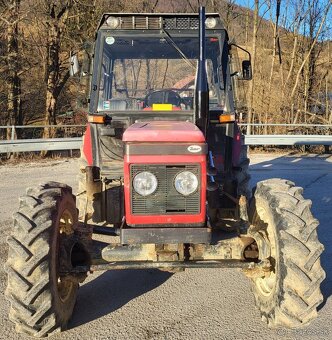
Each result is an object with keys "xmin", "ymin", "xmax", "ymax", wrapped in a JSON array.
[
  {"xmin": 133, "ymin": 171, "xmax": 158, "ymax": 196},
  {"xmin": 106, "ymin": 16, "xmax": 120, "ymax": 29},
  {"xmin": 205, "ymin": 17, "xmax": 217, "ymax": 29},
  {"xmin": 174, "ymin": 171, "xmax": 198, "ymax": 196}
]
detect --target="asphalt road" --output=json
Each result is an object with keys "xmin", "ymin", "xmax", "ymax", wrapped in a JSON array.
[{"xmin": 0, "ymin": 153, "xmax": 331, "ymax": 340}]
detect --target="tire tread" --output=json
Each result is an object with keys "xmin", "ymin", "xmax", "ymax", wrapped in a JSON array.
[
  {"xmin": 252, "ymin": 178, "xmax": 325, "ymax": 328},
  {"xmin": 6, "ymin": 183, "xmax": 78, "ymax": 337}
]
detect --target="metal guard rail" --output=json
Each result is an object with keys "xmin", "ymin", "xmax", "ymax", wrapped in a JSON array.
[
  {"xmin": 0, "ymin": 137, "xmax": 82, "ymax": 153},
  {"xmin": 1, "ymin": 135, "xmax": 332, "ymax": 154}
]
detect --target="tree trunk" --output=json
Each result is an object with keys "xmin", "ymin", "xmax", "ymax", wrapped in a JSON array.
[
  {"xmin": 245, "ymin": 9, "xmax": 249, "ymax": 48},
  {"xmin": 44, "ymin": 20, "xmax": 61, "ymax": 138},
  {"xmin": 326, "ymin": 41, "xmax": 330, "ymax": 122},
  {"xmin": 246, "ymin": 0, "xmax": 259, "ymax": 135},
  {"xmin": 304, "ymin": 72, "xmax": 309, "ymax": 123},
  {"xmin": 121, "ymin": 59, "xmax": 129, "ymax": 98},
  {"xmin": 264, "ymin": 3, "xmax": 280, "ymax": 134},
  {"xmin": 290, "ymin": 2, "xmax": 331, "ymax": 100},
  {"xmin": 43, "ymin": 1, "xmax": 72, "ymax": 140},
  {"xmin": 6, "ymin": 0, "xmax": 21, "ymax": 140},
  {"xmin": 284, "ymin": 32, "xmax": 298, "ymax": 89}
]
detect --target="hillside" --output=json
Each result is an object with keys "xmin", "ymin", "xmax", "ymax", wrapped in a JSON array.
[{"xmin": 0, "ymin": 0, "xmax": 331, "ymax": 138}]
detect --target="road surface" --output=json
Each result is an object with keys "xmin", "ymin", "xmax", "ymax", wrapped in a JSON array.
[{"xmin": 0, "ymin": 153, "xmax": 331, "ymax": 340}]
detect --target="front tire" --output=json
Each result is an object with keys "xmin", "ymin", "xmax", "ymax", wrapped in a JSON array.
[
  {"xmin": 249, "ymin": 179, "xmax": 325, "ymax": 328},
  {"xmin": 5, "ymin": 182, "xmax": 79, "ymax": 337}
]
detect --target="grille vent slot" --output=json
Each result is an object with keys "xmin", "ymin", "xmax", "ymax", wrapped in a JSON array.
[
  {"xmin": 163, "ymin": 17, "xmax": 199, "ymax": 30},
  {"xmin": 120, "ymin": 16, "xmax": 162, "ymax": 29}
]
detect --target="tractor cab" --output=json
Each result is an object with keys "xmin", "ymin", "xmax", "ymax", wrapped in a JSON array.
[{"xmin": 80, "ymin": 12, "xmax": 250, "ymax": 243}]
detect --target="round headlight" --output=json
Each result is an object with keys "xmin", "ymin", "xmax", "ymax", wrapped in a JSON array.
[
  {"xmin": 133, "ymin": 171, "xmax": 158, "ymax": 196},
  {"xmin": 205, "ymin": 17, "xmax": 217, "ymax": 29},
  {"xmin": 106, "ymin": 16, "xmax": 120, "ymax": 29},
  {"xmin": 174, "ymin": 171, "xmax": 198, "ymax": 196}
]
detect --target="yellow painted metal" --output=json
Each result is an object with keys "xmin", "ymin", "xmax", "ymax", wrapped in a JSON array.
[{"xmin": 152, "ymin": 103, "xmax": 173, "ymax": 111}]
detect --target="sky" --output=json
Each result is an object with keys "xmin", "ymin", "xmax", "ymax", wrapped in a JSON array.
[
  {"xmin": 232, "ymin": 0, "xmax": 285, "ymax": 21},
  {"xmin": 231, "ymin": 0, "xmax": 331, "ymax": 39}
]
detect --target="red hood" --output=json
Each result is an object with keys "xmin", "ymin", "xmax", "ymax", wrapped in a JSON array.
[{"xmin": 123, "ymin": 121, "xmax": 205, "ymax": 143}]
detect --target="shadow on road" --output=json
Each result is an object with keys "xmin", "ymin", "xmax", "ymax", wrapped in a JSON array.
[
  {"xmin": 249, "ymin": 152, "xmax": 332, "ymax": 310},
  {"xmin": 69, "ymin": 269, "xmax": 172, "ymax": 329}
]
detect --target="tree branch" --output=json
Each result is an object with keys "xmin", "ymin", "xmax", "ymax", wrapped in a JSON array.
[{"xmin": 290, "ymin": 2, "xmax": 331, "ymax": 99}]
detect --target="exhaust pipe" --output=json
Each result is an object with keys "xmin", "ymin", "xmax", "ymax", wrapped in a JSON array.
[{"xmin": 195, "ymin": 6, "xmax": 209, "ymax": 136}]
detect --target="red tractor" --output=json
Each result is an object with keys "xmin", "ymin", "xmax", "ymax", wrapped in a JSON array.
[{"xmin": 6, "ymin": 8, "xmax": 325, "ymax": 337}]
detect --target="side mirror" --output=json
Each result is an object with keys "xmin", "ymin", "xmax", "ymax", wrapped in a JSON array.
[
  {"xmin": 81, "ymin": 41, "xmax": 93, "ymax": 77},
  {"xmin": 69, "ymin": 54, "xmax": 79, "ymax": 76},
  {"xmin": 230, "ymin": 43, "xmax": 252, "ymax": 81},
  {"xmin": 81, "ymin": 53, "xmax": 91, "ymax": 77},
  {"xmin": 242, "ymin": 60, "xmax": 252, "ymax": 80}
]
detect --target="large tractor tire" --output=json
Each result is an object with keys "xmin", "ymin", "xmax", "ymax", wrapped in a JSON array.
[
  {"xmin": 5, "ymin": 182, "xmax": 80, "ymax": 337},
  {"xmin": 249, "ymin": 179, "xmax": 325, "ymax": 328}
]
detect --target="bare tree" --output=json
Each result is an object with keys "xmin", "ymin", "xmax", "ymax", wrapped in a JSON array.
[
  {"xmin": 326, "ymin": 41, "xmax": 331, "ymax": 124},
  {"xmin": 263, "ymin": 0, "xmax": 282, "ymax": 133},
  {"xmin": 304, "ymin": 0, "xmax": 330, "ymax": 118},
  {"xmin": 246, "ymin": 0, "xmax": 259, "ymax": 135},
  {"xmin": 1, "ymin": 0, "xmax": 22, "ymax": 139},
  {"xmin": 41, "ymin": 0, "xmax": 74, "ymax": 139},
  {"xmin": 290, "ymin": 1, "xmax": 331, "ymax": 102}
]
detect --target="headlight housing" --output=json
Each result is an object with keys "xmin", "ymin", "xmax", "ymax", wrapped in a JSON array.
[
  {"xmin": 205, "ymin": 17, "xmax": 217, "ymax": 29},
  {"xmin": 133, "ymin": 171, "xmax": 158, "ymax": 196},
  {"xmin": 106, "ymin": 16, "xmax": 120, "ymax": 29},
  {"xmin": 174, "ymin": 171, "xmax": 199, "ymax": 196}
]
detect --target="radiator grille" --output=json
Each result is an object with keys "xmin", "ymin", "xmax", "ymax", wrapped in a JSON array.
[
  {"xmin": 131, "ymin": 164, "xmax": 201, "ymax": 215},
  {"xmin": 163, "ymin": 17, "xmax": 199, "ymax": 30},
  {"xmin": 113, "ymin": 16, "xmax": 200, "ymax": 30}
]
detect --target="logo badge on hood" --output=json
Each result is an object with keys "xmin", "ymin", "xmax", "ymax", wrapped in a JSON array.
[{"xmin": 188, "ymin": 145, "xmax": 202, "ymax": 153}]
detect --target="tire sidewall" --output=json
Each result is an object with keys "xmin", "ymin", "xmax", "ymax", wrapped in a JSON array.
[{"xmin": 249, "ymin": 193, "xmax": 284, "ymax": 320}]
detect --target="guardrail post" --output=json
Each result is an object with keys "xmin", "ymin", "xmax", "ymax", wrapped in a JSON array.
[{"xmin": 11, "ymin": 125, "xmax": 16, "ymax": 140}]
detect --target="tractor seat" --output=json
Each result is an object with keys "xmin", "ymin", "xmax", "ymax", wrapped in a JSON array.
[{"xmin": 145, "ymin": 90, "xmax": 181, "ymax": 107}]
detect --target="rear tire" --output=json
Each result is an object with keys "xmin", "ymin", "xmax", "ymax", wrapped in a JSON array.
[
  {"xmin": 5, "ymin": 182, "xmax": 79, "ymax": 337},
  {"xmin": 249, "ymin": 179, "xmax": 325, "ymax": 328}
]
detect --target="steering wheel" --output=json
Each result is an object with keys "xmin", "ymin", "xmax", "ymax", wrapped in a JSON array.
[{"xmin": 145, "ymin": 90, "xmax": 182, "ymax": 107}]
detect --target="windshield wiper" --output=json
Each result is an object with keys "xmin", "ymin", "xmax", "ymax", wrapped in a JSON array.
[{"xmin": 161, "ymin": 29, "xmax": 196, "ymax": 71}]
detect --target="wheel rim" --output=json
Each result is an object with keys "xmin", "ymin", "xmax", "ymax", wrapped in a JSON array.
[
  {"xmin": 57, "ymin": 209, "xmax": 75, "ymax": 303},
  {"xmin": 59, "ymin": 210, "xmax": 74, "ymax": 236},
  {"xmin": 253, "ymin": 206, "xmax": 277, "ymax": 297},
  {"xmin": 255, "ymin": 273, "xmax": 276, "ymax": 296}
]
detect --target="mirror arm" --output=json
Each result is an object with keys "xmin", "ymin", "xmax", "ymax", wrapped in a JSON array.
[{"xmin": 229, "ymin": 43, "xmax": 251, "ymax": 61}]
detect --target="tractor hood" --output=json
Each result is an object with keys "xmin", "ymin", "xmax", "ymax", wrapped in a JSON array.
[{"xmin": 122, "ymin": 121, "xmax": 205, "ymax": 143}]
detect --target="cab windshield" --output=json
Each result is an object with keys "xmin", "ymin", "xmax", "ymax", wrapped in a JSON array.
[{"xmin": 97, "ymin": 35, "xmax": 223, "ymax": 112}]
